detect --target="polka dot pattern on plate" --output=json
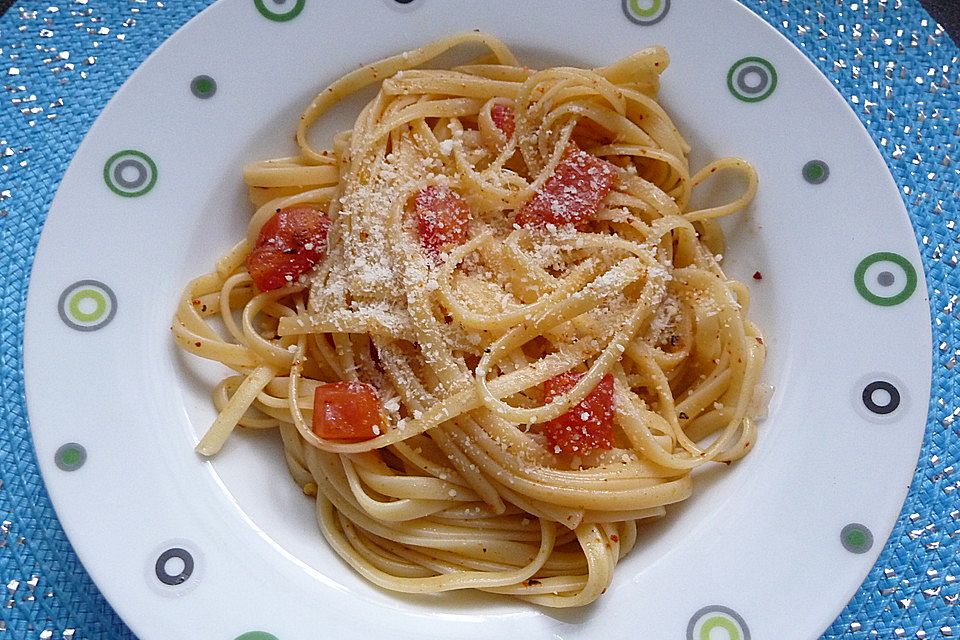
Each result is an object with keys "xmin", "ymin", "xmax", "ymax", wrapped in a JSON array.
[
  {"xmin": 103, "ymin": 150, "xmax": 157, "ymax": 197},
  {"xmin": 853, "ymin": 373, "xmax": 908, "ymax": 424},
  {"xmin": 57, "ymin": 280, "xmax": 117, "ymax": 331},
  {"xmin": 155, "ymin": 547, "xmax": 195, "ymax": 586},
  {"xmin": 841, "ymin": 523, "xmax": 874, "ymax": 554},
  {"xmin": 687, "ymin": 605, "xmax": 751, "ymax": 640},
  {"xmin": 854, "ymin": 251, "xmax": 918, "ymax": 307},
  {"xmin": 383, "ymin": 0, "xmax": 422, "ymax": 10},
  {"xmin": 148, "ymin": 539, "xmax": 203, "ymax": 596},
  {"xmin": 862, "ymin": 380, "xmax": 901, "ymax": 416},
  {"xmin": 802, "ymin": 159, "xmax": 830, "ymax": 184},
  {"xmin": 190, "ymin": 74, "xmax": 217, "ymax": 99},
  {"xmin": 727, "ymin": 57, "xmax": 778, "ymax": 102},
  {"xmin": 622, "ymin": 0, "xmax": 671, "ymax": 25},
  {"xmin": 54, "ymin": 443, "xmax": 87, "ymax": 471},
  {"xmin": 254, "ymin": 0, "xmax": 305, "ymax": 21}
]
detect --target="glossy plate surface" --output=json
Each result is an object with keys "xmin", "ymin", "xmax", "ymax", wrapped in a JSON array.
[{"xmin": 24, "ymin": 1, "xmax": 931, "ymax": 638}]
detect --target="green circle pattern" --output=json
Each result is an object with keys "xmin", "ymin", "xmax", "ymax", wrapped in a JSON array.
[
  {"xmin": 700, "ymin": 616, "xmax": 741, "ymax": 640},
  {"xmin": 254, "ymin": 0, "xmax": 305, "ymax": 21},
  {"xmin": 69, "ymin": 287, "xmax": 106, "ymax": 322},
  {"xmin": 191, "ymin": 74, "xmax": 217, "ymax": 99},
  {"xmin": 854, "ymin": 252, "xmax": 918, "ymax": 306},
  {"xmin": 55, "ymin": 443, "xmax": 87, "ymax": 471},
  {"xmin": 802, "ymin": 160, "xmax": 830, "ymax": 184},
  {"xmin": 103, "ymin": 150, "xmax": 157, "ymax": 197},
  {"xmin": 623, "ymin": 0, "xmax": 670, "ymax": 25},
  {"xmin": 234, "ymin": 633, "xmax": 279, "ymax": 640},
  {"xmin": 687, "ymin": 606, "xmax": 750, "ymax": 640},
  {"xmin": 841, "ymin": 523, "xmax": 874, "ymax": 554},
  {"xmin": 58, "ymin": 280, "xmax": 117, "ymax": 331},
  {"xmin": 632, "ymin": 0, "xmax": 661, "ymax": 16},
  {"xmin": 727, "ymin": 57, "xmax": 778, "ymax": 103}
]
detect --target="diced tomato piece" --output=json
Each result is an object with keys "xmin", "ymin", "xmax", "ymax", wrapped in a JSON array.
[
  {"xmin": 515, "ymin": 146, "xmax": 616, "ymax": 229},
  {"xmin": 312, "ymin": 381, "xmax": 385, "ymax": 441},
  {"xmin": 414, "ymin": 186, "xmax": 471, "ymax": 257},
  {"xmin": 246, "ymin": 206, "xmax": 330, "ymax": 291},
  {"xmin": 542, "ymin": 373, "xmax": 614, "ymax": 456},
  {"xmin": 490, "ymin": 103, "xmax": 515, "ymax": 139},
  {"xmin": 246, "ymin": 250, "xmax": 316, "ymax": 293}
]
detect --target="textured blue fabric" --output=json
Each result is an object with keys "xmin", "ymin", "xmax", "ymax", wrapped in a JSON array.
[{"xmin": 0, "ymin": 1, "xmax": 957, "ymax": 638}]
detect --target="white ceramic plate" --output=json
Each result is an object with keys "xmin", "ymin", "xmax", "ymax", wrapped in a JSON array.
[{"xmin": 24, "ymin": 1, "xmax": 932, "ymax": 638}]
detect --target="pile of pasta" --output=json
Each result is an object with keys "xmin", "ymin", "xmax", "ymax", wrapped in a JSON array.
[{"xmin": 173, "ymin": 32, "xmax": 766, "ymax": 607}]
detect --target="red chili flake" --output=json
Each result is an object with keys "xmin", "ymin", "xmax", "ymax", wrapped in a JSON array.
[{"xmin": 752, "ymin": 271, "xmax": 763, "ymax": 280}]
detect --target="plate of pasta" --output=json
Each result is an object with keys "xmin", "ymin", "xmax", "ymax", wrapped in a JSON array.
[{"xmin": 23, "ymin": 1, "xmax": 931, "ymax": 639}]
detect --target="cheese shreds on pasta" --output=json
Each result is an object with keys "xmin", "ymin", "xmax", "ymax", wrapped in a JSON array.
[{"xmin": 172, "ymin": 32, "xmax": 767, "ymax": 607}]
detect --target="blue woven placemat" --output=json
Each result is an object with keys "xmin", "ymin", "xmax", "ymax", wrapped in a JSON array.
[{"xmin": 1, "ymin": 1, "xmax": 957, "ymax": 638}]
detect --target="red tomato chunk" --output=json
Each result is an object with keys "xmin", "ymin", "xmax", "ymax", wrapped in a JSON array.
[
  {"xmin": 415, "ymin": 186, "xmax": 471, "ymax": 256},
  {"xmin": 246, "ymin": 206, "xmax": 330, "ymax": 291},
  {"xmin": 312, "ymin": 381, "xmax": 384, "ymax": 442},
  {"xmin": 516, "ymin": 147, "xmax": 616, "ymax": 229},
  {"xmin": 542, "ymin": 372, "xmax": 614, "ymax": 456},
  {"xmin": 490, "ymin": 103, "xmax": 515, "ymax": 139}
]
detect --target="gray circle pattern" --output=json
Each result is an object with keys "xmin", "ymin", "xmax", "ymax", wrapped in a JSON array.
[
  {"xmin": 54, "ymin": 443, "xmax": 87, "ymax": 471},
  {"xmin": 736, "ymin": 64, "xmax": 769, "ymax": 95},
  {"xmin": 57, "ymin": 280, "xmax": 118, "ymax": 332},
  {"xmin": 686, "ymin": 605, "xmax": 751, "ymax": 640},
  {"xmin": 383, "ymin": 0, "xmax": 421, "ymax": 10},
  {"xmin": 841, "ymin": 523, "xmax": 875, "ymax": 554},
  {"xmin": 621, "ymin": 0, "xmax": 671, "ymax": 25},
  {"xmin": 802, "ymin": 160, "xmax": 830, "ymax": 184},
  {"xmin": 862, "ymin": 380, "xmax": 901, "ymax": 415},
  {"xmin": 113, "ymin": 158, "xmax": 147, "ymax": 190},
  {"xmin": 155, "ymin": 547, "xmax": 195, "ymax": 586},
  {"xmin": 190, "ymin": 74, "xmax": 217, "ymax": 99}
]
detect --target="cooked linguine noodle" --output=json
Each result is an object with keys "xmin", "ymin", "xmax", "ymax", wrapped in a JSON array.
[{"xmin": 173, "ymin": 32, "xmax": 766, "ymax": 607}]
